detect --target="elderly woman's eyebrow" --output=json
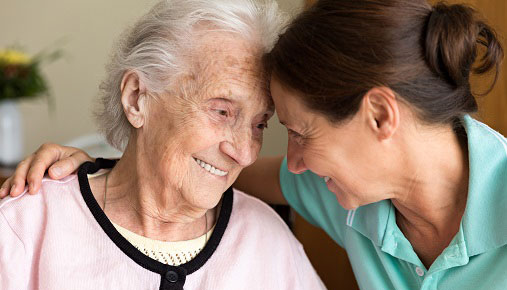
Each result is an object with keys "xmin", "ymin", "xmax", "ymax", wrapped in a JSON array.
[
  {"xmin": 206, "ymin": 96, "xmax": 273, "ymax": 118},
  {"xmin": 208, "ymin": 97, "xmax": 234, "ymax": 104},
  {"xmin": 204, "ymin": 97, "xmax": 237, "ymax": 109},
  {"xmin": 254, "ymin": 100, "xmax": 274, "ymax": 117}
]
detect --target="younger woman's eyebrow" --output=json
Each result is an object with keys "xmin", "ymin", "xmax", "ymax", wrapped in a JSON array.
[
  {"xmin": 279, "ymin": 120, "xmax": 297, "ymax": 128},
  {"xmin": 279, "ymin": 120, "xmax": 297, "ymax": 131},
  {"xmin": 279, "ymin": 119, "xmax": 307, "ymax": 134}
]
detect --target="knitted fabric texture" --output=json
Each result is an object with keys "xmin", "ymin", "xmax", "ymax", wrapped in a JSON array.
[{"xmin": 113, "ymin": 222, "xmax": 214, "ymax": 266}]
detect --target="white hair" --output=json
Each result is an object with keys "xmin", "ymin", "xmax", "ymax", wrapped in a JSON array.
[{"xmin": 96, "ymin": 0, "xmax": 287, "ymax": 151}]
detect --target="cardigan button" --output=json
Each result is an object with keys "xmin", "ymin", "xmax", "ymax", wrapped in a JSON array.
[{"xmin": 165, "ymin": 270, "xmax": 179, "ymax": 283}]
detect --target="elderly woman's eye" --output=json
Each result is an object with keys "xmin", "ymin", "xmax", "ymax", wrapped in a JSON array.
[
  {"xmin": 257, "ymin": 123, "xmax": 268, "ymax": 130},
  {"xmin": 214, "ymin": 109, "xmax": 228, "ymax": 117}
]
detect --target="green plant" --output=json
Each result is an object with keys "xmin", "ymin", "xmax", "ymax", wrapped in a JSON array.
[{"xmin": 0, "ymin": 48, "xmax": 61, "ymax": 102}]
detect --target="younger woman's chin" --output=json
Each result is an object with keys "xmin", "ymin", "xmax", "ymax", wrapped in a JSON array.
[{"xmin": 334, "ymin": 194, "xmax": 359, "ymax": 210}]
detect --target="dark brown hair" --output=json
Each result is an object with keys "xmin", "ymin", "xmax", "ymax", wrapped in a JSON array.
[{"xmin": 264, "ymin": 0, "xmax": 504, "ymax": 125}]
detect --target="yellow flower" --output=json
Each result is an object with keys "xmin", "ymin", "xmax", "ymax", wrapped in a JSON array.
[{"xmin": 0, "ymin": 49, "xmax": 31, "ymax": 65}]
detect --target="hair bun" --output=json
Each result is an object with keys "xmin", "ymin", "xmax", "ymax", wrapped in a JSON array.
[{"xmin": 425, "ymin": 2, "xmax": 503, "ymax": 93}]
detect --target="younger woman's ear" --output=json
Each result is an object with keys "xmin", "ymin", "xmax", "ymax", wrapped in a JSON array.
[
  {"xmin": 361, "ymin": 87, "xmax": 399, "ymax": 140},
  {"xmin": 120, "ymin": 71, "xmax": 147, "ymax": 128}
]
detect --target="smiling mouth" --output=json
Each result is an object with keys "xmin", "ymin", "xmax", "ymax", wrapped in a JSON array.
[{"xmin": 193, "ymin": 157, "xmax": 228, "ymax": 177}]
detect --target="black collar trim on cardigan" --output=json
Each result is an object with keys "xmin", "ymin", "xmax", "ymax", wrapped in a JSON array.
[{"xmin": 77, "ymin": 158, "xmax": 233, "ymax": 290}]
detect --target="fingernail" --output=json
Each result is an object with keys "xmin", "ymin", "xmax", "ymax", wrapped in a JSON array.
[
  {"xmin": 28, "ymin": 184, "xmax": 33, "ymax": 194},
  {"xmin": 52, "ymin": 167, "xmax": 62, "ymax": 177},
  {"xmin": 0, "ymin": 187, "xmax": 6, "ymax": 197},
  {"xmin": 10, "ymin": 184, "xmax": 16, "ymax": 194}
]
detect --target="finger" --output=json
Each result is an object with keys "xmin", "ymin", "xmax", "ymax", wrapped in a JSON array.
[
  {"xmin": 9, "ymin": 156, "xmax": 35, "ymax": 197},
  {"xmin": 0, "ymin": 177, "xmax": 12, "ymax": 198},
  {"xmin": 25, "ymin": 143, "xmax": 68, "ymax": 195},
  {"xmin": 26, "ymin": 157, "xmax": 53, "ymax": 195},
  {"xmin": 48, "ymin": 151, "xmax": 93, "ymax": 179}
]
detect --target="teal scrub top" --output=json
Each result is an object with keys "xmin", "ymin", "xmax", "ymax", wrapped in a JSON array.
[{"xmin": 280, "ymin": 115, "xmax": 507, "ymax": 290}]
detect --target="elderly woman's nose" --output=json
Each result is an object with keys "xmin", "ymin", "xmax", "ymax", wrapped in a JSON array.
[
  {"xmin": 287, "ymin": 141, "xmax": 307, "ymax": 174},
  {"xmin": 220, "ymin": 134, "xmax": 257, "ymax": 167},
  {"xmin": 220, "ymin": 142, "xmax": 256, "ymax": 167}
]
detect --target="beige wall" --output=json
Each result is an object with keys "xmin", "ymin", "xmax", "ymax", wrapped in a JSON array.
[{"xmin": 0, "ymin": 0, "xmax": 302, "ymax": 158}]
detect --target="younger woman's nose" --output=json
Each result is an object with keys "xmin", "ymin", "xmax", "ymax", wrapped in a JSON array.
[{"xmin": 286, "ymin": 141, "xmax": 307, "ymax": 174}]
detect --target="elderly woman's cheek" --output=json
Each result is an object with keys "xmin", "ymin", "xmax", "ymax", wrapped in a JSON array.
[
  {"xmin": 205, "ymin": 114, "xmax": 230, "ymax": 138},
  {"xmin": 252, "ymin": 137, "xmax": 262, "ymax": 157}
]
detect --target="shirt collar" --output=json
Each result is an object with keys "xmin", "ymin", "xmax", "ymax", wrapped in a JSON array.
[
  {"xmin": 346, "ymin": 115, "xmax": 507, "ymax": 257},
  {"xmin": 461, "ymin": 115, "xmax": 507, "ymax": 255}
]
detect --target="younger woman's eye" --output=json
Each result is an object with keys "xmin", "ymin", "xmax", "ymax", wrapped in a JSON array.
[
  {"xmin": 288, "ymin": 129, "xmax": 304, "ymax": 144},
  {"xmin": 288, "ymin": 129, "xmax": 300, "ymax": 137}
]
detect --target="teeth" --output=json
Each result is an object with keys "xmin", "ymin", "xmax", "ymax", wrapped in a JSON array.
[
  {"xmin": 194, "ymin": 158, "xmax": 228, "ymax": 177},
  {"xmin": 324, "ymin": 176, "xmax": 330, "ymax": 183}
]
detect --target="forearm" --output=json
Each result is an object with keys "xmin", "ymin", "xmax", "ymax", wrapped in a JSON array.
[{"xmin": 233, "ymin": 155, "xmax": 287, "ymax": 205}]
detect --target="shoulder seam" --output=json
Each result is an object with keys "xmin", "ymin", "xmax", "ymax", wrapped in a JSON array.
[
  {"xmin": 41, "ymin": 174, "xmax": 78, "ymax": 185},
  {"xmin": 0, "ymin": 210, "xmax": 26, "ymax": 254},
  {"xmin": 0, "ymin": 175, "xmax": 78, "ymax": 210},
  {"xmin": 0, "ymin": 192, "xmax": 27, "ymax": 209}
]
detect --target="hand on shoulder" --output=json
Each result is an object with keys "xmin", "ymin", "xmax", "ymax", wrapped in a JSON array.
[{"xmin": 0, "ymin": 143, "xmax": 93, "ymax": 199}]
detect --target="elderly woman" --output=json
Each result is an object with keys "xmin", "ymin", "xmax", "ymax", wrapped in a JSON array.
[
  {"xmin": 5, "ymin": 0, "xmax": 507, "ymax": 289},
  {"xmin": 0, "ymin": 1, "xmax": 325, "ymax": 289}
]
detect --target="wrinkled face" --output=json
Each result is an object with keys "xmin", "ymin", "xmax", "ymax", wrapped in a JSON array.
[
  {"xmin": 140, "ymin": 33, "xmax": 273, "ymax": 209},
  {"xmin": 271, "ymin": 77, "xmax": 387, "ymax": 210}
]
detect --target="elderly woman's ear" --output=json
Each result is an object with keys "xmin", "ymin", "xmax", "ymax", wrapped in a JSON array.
[{"xmin": 120, "ymin": 71, "xmax": 148, "ymax": 128}]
